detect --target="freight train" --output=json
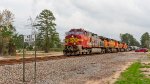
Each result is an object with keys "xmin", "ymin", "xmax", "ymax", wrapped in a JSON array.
[{"xmin": 63, "ymin": 29, "xmax": 128, "ymax": 56}]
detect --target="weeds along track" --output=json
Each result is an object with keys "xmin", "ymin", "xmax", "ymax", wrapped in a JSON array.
[{"xmin": 0, "ymin": 52, "xmax": 127, "ymax": 66}]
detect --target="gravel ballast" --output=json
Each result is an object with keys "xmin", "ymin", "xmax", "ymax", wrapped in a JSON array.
[{"xmin": 0, "ymin": 52, "xmax": 147, "ymax": 84}]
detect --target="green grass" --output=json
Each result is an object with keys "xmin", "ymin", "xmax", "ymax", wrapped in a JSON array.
[
  {"xmin": 115, "ymin": 62, "xmax": 150, "ymax": 84},
  {"xmin": 140, "ymin": 65, "xmax": 150, "ymax": 68}
]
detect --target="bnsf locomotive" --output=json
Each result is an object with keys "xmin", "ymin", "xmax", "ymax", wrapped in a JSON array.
[{"xmin": 63, "ymin": 29, "xmax": 128, "ymax": 56}]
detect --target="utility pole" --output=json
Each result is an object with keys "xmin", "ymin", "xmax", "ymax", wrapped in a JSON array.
[
  {"xmin": 0, "ymin": 28, "xmax": 2, "ymax": 56},
  {"xmin": 27, "ymin": 17, "xmax": 37, "ymax": 83},
  {"xmin": 34, "ymin": 34, "xmax": 37, "ymax": 84},
  {"xmin": 23, "ymin": 35, "xmax": 25, "ymax": 82},
  {"xmin": 30, "ymin": 17, "xmax": 37, "ymax": 84}
]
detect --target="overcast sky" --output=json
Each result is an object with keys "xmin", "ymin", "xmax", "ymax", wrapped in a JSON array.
[{"xmin": 0, "ymin": 0, "xmax": 150, "ymax": 41}]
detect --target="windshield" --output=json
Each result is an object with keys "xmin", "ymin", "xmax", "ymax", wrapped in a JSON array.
[{"xmin": 66, "ymin": 31, "xmax": 84, "ymax": 35}]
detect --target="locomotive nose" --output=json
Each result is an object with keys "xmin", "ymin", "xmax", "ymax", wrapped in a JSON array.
[{"xmin": 65, "ymin": 35, "xmax": 82, "ymax": 45}]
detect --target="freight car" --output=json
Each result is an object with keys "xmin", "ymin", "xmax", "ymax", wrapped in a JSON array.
[{"xmin": 63, "ymin": 29, "xmax": 128, "ymax": 56}]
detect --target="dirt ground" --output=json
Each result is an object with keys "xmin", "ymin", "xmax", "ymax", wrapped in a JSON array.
[
  {"xmin": 0, "ymin": 51, "xmax": 63, "ymax": 60},
  {"xmin": 0, "ymin": 52, "xmax": 148, "ymax": 84}
]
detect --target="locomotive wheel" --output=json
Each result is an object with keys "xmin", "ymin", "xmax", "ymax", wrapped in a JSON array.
[
  {"xmin": 82, "ymin": 52, "xmax": 84, "ymax": 55},
  {"xmin": 105, "ymin": 49, "xmax": 108, "ymax": 53},
  {"xmin": 66, "ymin": 52, "xmax": 71, "ymax": 56},
  {"xmin": 104, "ymin": 49, "xmax": 106, "ymax": 53},
  {"xmin": 101, "ymin": 50, "xmax": 103, "ymax": 54},
  {"xmin": 102, "ymin": 49, "xmax": 105, "ymax": 54},
  {"xmin": 64, "ymin": 51, "xmax": 70, "ymax": 56},
  {"xmin": 86, "ymin": 49, "xmax": 89, "ymax": 55},
  {"xmin": 86, "ymin": 52, "xmax": 88, "ymax": 55},
  {"xmin": 102, "ymin": 49, "xmax": 105, "ymax": 53},
  {"xmin": 73, "ymin": 51, "xmax": 79, "ymax": 56},
  {"xmin": 63, "ymin": 52, "xmax": 67, "ymax": 56},
  {"xmin": 64, "ymin": 52, "xmax": 69, "ymax": 56},
  {"xmin": 111, "ymin": 49, "xmax": 113, "ymax": 53},
  {"xmin": 73, "ymin": 52, "xmax": 77, "ymax": 56},
  {"xmin": 76, "ymin": 51, "xmax": 80, "ymax": 56},
  {"xmin": 88, "ymin": 49, "xmax": 92, "ymax": 55},
  {"xmin": 87, "ymin": 49, "xmax": 91, "ymax": 55},
  {"xmin": 70, "ymin": 52, "xmax": 74, "ymax": 56},
  {"xmin": 79, "ymin": 52, "xmax": 82, "ymax": 55}
]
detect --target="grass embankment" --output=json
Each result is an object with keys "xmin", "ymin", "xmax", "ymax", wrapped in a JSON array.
[{"xmin": 115, "ymin": 62, "xmax": 150, "ymax": 84}]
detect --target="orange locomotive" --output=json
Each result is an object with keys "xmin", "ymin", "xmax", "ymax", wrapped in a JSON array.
[{"xmin": 63, "ymin": 29, "xmax": 128, "ymax": 56}]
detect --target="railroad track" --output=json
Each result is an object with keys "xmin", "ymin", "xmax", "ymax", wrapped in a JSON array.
[
  {"xmin": 0, "ymin": 55, "xmax": 64, "ymax": 66},
  {"xmin": 0, "ymin": 52, "xmax": 126, "ymax": 66}
]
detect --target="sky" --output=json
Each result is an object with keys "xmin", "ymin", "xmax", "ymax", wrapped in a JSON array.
[{"xmin": 0, "ymin": 0, "xmax": 150, "ymax": 41}]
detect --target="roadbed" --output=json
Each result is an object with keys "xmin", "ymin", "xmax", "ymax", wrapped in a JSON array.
[{"xmin": 0, "ymin": 52, "xmax": 147, "ymax": 84}]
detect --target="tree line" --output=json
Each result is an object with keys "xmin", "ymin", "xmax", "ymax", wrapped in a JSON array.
[
  {"xmin": 0, "ymin": 9, "xmax": 61, "ymax": 56},
  {"xmin": 120, "ymin": 32, "xmax": 150, "ymax": 49}
]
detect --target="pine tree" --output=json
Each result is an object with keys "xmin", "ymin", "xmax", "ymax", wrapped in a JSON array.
[{"xmin": 34, "ymin": 9, "xmax": 60, "ymax": 53}]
